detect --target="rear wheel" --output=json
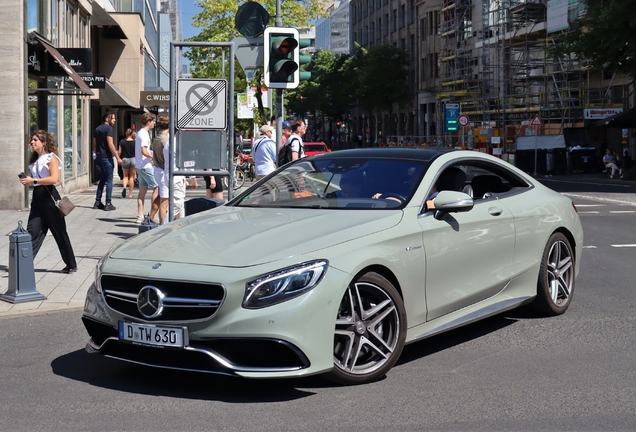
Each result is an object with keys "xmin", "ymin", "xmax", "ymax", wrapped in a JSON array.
[
  {"xmin": 328, "ymin": 272, "xmax": 406, "ymax": 385},
  {"xmin": 533, "ymin": 232, "xmax": 575, "ymax": 316}
]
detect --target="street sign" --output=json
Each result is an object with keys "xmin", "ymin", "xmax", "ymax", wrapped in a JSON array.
[
  {"xmin": 232, "ymin": 37, "xmax": 264, "ymax": 81},
  {"xmin": 531, "ymin": 114, "xmax": 543, "ymax": 126},
  {"xmin": 176, "ymin": 79, "xmax": 227, "ymax": 130},
  {"xmin": 445, "ymin": 103, "xmax": 460, "ymax": 132},
  {"xmin": 458, "ymin": 114, "xmax": 470, "ymax": 127}
]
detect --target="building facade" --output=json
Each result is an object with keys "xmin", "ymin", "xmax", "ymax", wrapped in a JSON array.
[
  {"xmin": 0, "ymin": 0, "xmax": 178, "ymax": 210},
  {"xmin": 348, "ymin": 0, "xmax": 633, "ymax": 153}
]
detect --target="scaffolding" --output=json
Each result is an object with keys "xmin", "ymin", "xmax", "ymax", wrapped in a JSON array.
[{"xmin": 435, "ymin": 0, "xmax": 631, "ymax": 148}]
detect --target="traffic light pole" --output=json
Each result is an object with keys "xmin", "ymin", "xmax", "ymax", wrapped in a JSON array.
[{"xmin": 275, "ymin": 0, "xmax": 283, "ymax": 153}]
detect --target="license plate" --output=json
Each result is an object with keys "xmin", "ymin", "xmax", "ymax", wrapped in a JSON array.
[{"xmin": 118, "ymin": 321, "xmax": 185, "ymax": 348}]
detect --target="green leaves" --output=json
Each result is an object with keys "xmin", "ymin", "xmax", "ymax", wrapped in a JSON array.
[{"xmin": 556, "ymin": 0, "xmax": 636, "ymax": 83}]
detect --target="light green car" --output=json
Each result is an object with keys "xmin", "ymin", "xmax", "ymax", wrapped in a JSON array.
[{"xmin": 82, "ymin": 148, "xmax": 583, "ymax": 385}]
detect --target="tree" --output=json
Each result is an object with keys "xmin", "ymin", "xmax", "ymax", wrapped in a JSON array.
[
  {"xmin": 556, "ymin": 0, "xmax": 636, "ymax": 83},
  {"xmin": 355, "ymin": 43, "xmax": 410, "ymax": 113}
]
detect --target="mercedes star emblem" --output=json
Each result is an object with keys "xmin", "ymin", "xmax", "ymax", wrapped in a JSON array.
[{"xmin": 137, "ymin": 285, "xmax": 165, "ymax": 318}]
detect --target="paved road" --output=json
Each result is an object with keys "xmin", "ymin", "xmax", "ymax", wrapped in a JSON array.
[{"xmin": 0, "ymin": 176, "xmax": 634, "ymax": 431}]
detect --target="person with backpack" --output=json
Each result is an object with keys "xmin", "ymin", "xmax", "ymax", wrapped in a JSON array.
[
  {"xmin": 278, "ymin": 119, "xmax": 306, "ymax": 166},
  {"xmin": 253, "ymin": 124, "xmax": 277, "ymax": 179}
]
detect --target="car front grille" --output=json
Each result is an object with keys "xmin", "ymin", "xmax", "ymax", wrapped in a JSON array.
[{"xmin": 100, "ymin": 275, "xmax": 225, "ymax": 322}]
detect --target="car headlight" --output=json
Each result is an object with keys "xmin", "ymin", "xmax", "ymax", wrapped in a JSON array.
[{"xmin": 243, "ymin": 260, "xmax": 328, "ymax": 309}]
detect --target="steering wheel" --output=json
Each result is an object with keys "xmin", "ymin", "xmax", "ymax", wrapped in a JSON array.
[{"xmin": 380, "ymin": 193, "xmax": 407, "ymax": 203}]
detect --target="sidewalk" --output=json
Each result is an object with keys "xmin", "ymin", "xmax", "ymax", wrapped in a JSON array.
[{"xmin": 0, "ymin": 180, "xmax": 222, "ymax": 317}]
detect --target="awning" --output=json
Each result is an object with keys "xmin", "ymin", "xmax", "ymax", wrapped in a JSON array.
[
  {"xmin": 90, "ymin": 0, "xmax": 127, "ymax": 39},
  {"xmin": 98, "ymin": 80, "xmax": 139, "ymax": 108},
  {"xmin": 595, "ymin": 107, "xmax": 636, "ymax": 128},
  {"xmin": 27, "ymin": 32, "xmax": 94, "ymax": 96}
]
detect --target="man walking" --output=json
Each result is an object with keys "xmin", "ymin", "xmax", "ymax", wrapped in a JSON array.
[
  {"xmin": 92, "ymin": 112, "xmax": 121, "ymax": 211},
  {"xmin": 253, "ymin": 124, "xmax": 277, "ymax": 179},
  {"xmin": 135, "ymin": 112, "xmax": 159, "ymax": 223},
  {"xmin": 289, "ymin": 119, "xmax": 306, "ymax": 160}
]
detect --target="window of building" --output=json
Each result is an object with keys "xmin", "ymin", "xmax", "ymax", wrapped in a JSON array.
[
  {"xmin": 400, "ymin": 5, "xmax": 405, "ymax": 29},
  {"xmin": 393, "ymin": 9, "xmax": 397, "ymax": 32}
]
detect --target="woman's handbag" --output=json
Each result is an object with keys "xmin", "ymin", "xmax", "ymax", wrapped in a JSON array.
[
  {"xmin": 56, "ymin": 196, "xmax": 76, "ymax": 216},
  {"xmin": 45, "ymin": 186, "xmax": 75, "ymax": 217}
]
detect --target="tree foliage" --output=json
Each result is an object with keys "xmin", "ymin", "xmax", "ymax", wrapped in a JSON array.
[
  {"xmin": 285, "ymin": 43, "xmax": 410, "ymax": 121},
  {"xmin": 184, "ymin": 1, "xmax": 327, "ymax": 133},
  {"xmin": 556, "ymin": 0, "xmax": 636, "ymax": 83}
]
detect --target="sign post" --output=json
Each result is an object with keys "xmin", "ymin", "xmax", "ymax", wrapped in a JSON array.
[
  {"xmin": 458, "ymin": 114, "xmax": 469, "ymax": 149},
  {"xmin": 531, "ymin": 114, "xmax": 543, "ymax": 175}
]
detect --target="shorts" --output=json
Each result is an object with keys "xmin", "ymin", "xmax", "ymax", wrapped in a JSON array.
[
  {"xmin": 136, "ymin": 166, "xmax": 158, "ymax": 188},
  {"xmin": 205, "ymin": 175, "xmax": 223, "ymax": 193},
  {"xmin": 154, "ymin": 167, "xmax": 168, "ymax": 198},
  {"xmin": 122, "ymin": 157, "xmax": 136, "ymax": 170}
]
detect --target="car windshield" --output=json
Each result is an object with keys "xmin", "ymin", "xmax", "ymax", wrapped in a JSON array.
[{"xmin": 233, "ymin": 157, "xmax": 428, "ymax": 209}]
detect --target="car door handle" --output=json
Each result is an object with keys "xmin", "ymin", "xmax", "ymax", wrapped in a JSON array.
[{"xmin": 488, "ymin": 207, "xmax": 503, "ymax": 216}]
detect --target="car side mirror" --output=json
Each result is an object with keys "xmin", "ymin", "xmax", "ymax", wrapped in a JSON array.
[{"xmin": 430, "ymin": 191, "xmax": 474, "ymax": 220}]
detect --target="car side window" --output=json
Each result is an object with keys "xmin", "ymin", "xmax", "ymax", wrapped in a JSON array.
[{"xmin": 463, "ymin": 162, "xmax": 530, "ymax": 200}]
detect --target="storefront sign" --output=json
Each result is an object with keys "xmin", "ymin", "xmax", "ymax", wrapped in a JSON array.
[
  {"xmin": 47, "ymin": 48, "xmax": 92, "ymax": 75},
  {"xmin": 141, "ymin": 91, "xmax": 170, "ymax": 106},
  {"xmin": 584, "ymin": 108, "xmax": 623, "ymax": 119},
  {"xmin": 64, "ymin": 74, "xmax": 106, "ymax": 89}
]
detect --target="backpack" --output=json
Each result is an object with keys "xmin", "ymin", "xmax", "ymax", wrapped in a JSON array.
[{"xmin": 278, "ymin": 137, "xmax": 302, "ymax": 167}]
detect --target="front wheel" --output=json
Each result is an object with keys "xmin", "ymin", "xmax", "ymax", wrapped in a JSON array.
[
  {"xmin": 327, "ymin": 272, "xmax": 407, "ymax": 385},
  {"xmin": 532, "ymin": 232, "xmax": 575, "ymax": 316}
]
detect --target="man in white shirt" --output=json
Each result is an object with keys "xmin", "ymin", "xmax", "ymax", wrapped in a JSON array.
[
  {"xmin": 253, "ymin": 124, "xmax": 277, "ymax": 179},
  {"xmin": 135, "ymin": 112, "xmax": 159, "ymax": 224},
  {"xmin": 289, "ymin": 119, "xmax": 306, "ymax": 160}
]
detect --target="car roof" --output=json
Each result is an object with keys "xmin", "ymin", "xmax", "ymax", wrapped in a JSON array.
[{"xmin": 309, "ymin": 147, "xmax": 451, "ymax": 162}]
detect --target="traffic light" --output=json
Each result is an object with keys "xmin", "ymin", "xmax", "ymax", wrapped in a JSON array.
[
  {"xmin": 264, "ymin": 27, "xmax": 312, "ymax": 89},
  {"xmin": 264, "ymin": 27, "xmax": 300, "ymax": 89}
]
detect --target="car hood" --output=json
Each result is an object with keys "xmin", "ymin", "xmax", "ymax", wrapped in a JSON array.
[{"xmin": 109, "ymin": 206, "xmax": 402, "ymax": 267}]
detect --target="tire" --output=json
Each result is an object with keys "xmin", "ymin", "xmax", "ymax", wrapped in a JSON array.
[
  {"xmin": 533, "ymin": 232, "xmax": 575, "ymax": 316},
  {"xmin": 327, "ymin": 272, "xmax": 407, "ymax": 385}
]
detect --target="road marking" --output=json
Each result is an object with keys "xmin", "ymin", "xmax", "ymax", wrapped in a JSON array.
[
  {"xmin": 575, "ymin": 204, "xmax": 605, "ymax": 207},
  {"xmin": 563, "ymin": 193, "xmax": 636, "ymax": 206},
  {"xmin": 611, "ymin": 244, "xmax": 636, "ymax": 248},
  {"xmin": 578, "ymin": 211, "xmax": 600, "ymax": 214},
  {"xmin": 582, "ymin": 245, "xmax": 597, "ymax": 249},
  {"xmin": 545, "ymin": 179, "xmax": 631, "ymax": 188},
  {"xmin": 609, "ymin": 211, "xmax": 636, "ymax": 214}
]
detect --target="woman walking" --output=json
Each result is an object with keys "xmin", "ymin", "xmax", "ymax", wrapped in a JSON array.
[
  {"xmin": 118, "ymin": 128, "xmax": 136, "ymax": 198},
  {"xmin": 19, "ymin": 130, "xmax": 77, "ymax": 273}
]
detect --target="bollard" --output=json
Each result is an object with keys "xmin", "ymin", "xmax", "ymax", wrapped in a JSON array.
[
  {"xmin": 0, "ymin": 221, "xmax": 46, "ymax": 303},
  {"xmin": 138, "ymin": 214, "xmax": 159, "ymax": 234}
]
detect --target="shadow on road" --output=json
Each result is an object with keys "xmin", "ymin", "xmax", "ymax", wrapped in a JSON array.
[{"xmin": 51, "ymin": 349, "xmax": 322, "ymax": 401}]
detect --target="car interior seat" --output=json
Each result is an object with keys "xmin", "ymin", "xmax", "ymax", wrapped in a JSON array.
[
  {"xmin": 470, "ymin": 174, "xmax": 507, "ymax": 199},
  {"xmin": 436, "ymin": 167, "xmax": 467, "ymax": 193}
]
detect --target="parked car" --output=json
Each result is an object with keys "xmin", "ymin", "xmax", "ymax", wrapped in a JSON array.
[
  {"xmin": 82, "ymin": 148, "xmax": 582, "ymax": 385},
  {"xmin": 303, "ymin": 141, "xmax": 331, "ymax": 156}
]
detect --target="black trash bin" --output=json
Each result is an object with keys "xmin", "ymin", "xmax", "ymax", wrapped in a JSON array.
[
  {"xmin": 547, "ymin": 148, "xmax": 567, "ymax": 174},
  {"xmin": 514, "ymin": 150, "xmax": 534, "ymax": 173},
  {"xmin": 570, "ymin": 149, "xmax": 597, "ymax": 173},
  {"xmin": 185, "ymin": 197, "xmax": 225, "ymax": 216}
]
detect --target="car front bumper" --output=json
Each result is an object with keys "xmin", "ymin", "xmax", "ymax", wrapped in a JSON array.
[{"xmin": 82, "ymin": 258, "xmax": 351, "ymax": 379}]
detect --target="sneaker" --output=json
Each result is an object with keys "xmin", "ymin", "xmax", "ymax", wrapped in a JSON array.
[
  {"xmin": 610, "ymin": 175, "xmax": 614, "ymax": 179},
  {"xmin": 103, "ymin": 203, "xmax": 117, "ymax": 211},
  {"xmin": 61, "ymin": 266, "xmax": 77, "ymax": 274},
  {"xmin": 92, "ymin": 201, "xmax": 104, "ymax": 210},
  {"xmin": 122, "ymin": 188, "xmax": 127, "ymax": 198},
  {"xmin": 135, "ymin": 215, "xmax": 144, "ymax": 224},
  {"xmin": 620, "ymin": 173, "xmax": 624, "ymax": 179}
]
